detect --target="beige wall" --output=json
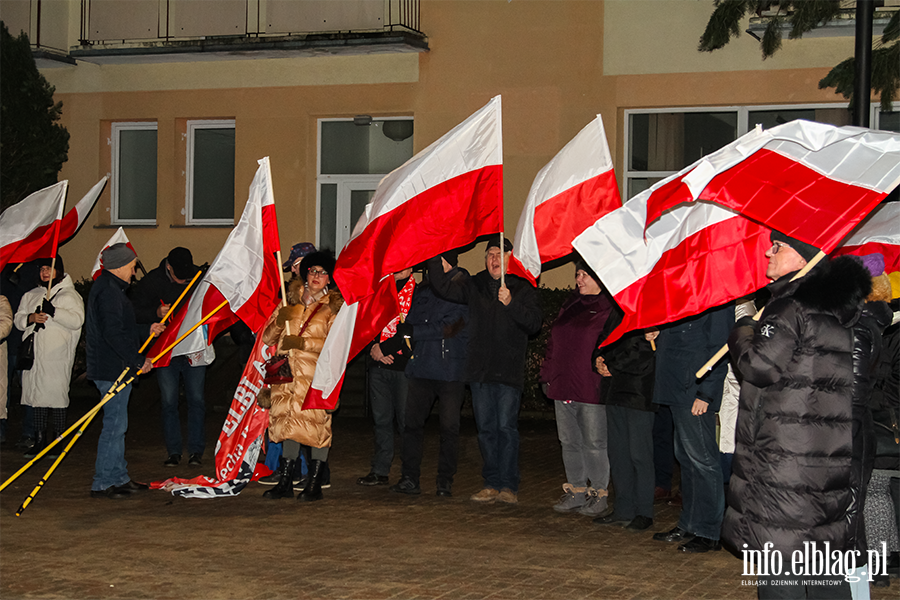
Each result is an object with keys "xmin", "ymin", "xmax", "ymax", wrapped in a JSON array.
[{"xmin": 41, "ymin": 0, "xmax": 858, "ymax": 291}]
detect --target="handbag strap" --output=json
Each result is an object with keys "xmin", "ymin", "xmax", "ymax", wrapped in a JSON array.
[{"xmin": 281, "ymin": 302, "xmax": 324, "ymax": 351}]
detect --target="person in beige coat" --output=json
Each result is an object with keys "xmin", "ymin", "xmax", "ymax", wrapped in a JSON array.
[
  {"xmin": 260, "ymin": 251, "xmax": 342, "ymax": 502},
  {"xmin": 0, "ymin": 295, "xmax": 12, "ymax": 428}
]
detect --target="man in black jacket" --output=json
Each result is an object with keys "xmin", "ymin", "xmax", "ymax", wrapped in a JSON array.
[
  {"xmin": 429, "ymin": 237, "xmax": 541, "ymax": 504},
  {"xmin": 86, "ymin": 243, "xmax": 164, "ymax": 499},
  {"xmin": 129, "ymin": 247, "xmax": 206, "ymax": 467},
  {"xmin": 724, "ymin": 231, "xmax": 890, "ymax": 598}
]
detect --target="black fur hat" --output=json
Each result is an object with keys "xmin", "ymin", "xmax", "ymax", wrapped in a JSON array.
[{"xmin": 297, "ymin": 251, "xmax": 336, "ymax": 281}]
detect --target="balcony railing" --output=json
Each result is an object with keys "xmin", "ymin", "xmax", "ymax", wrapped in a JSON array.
[{"xmin": 79, "ymin": 0, "xmax": 421, "ymax": 44}]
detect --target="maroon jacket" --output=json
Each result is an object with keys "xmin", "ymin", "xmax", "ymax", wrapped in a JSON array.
[{"xmin": 540, "ymin": 291, "xmax": 613, "ymax": 404}]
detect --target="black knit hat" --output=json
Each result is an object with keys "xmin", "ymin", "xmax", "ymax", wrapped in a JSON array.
[
  {"xmin": 486, "ymin": 236, "xmax": 513, "ymax": 253},
  {"xmin": 770, "ymin": 230, "xmax": 821, "ymax": 263},
  {"xmin": 166, "ymin": 247, "xmax": 195, "ymax": 280},
  {"xmin": 574, "ymin": 256, "xmax": 599, "ymax": 284},
  {"xmin": 297, "ymin": 251, "xmax": 336, "ymax": 281}
]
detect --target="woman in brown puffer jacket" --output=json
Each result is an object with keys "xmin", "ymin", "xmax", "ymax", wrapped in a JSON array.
[{"xmin": 260, "ymin": 251, "xmax": 343, "ymax": 502}]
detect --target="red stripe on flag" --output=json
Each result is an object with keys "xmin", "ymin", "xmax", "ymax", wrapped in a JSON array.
[
  {"xmin": 698, "ymin": 149, "xmax": 887, "ymax": 252},
  {"xmin": 532, "ymin": 169, "xmax": 621, "ymax": 264},
  {"xmin": 643, "ymin": 172, "xmax": 696, "ymax": 231},
  {"xmin": 604, "ymin": 216, "xmax": 772, "ymax": 346},
  {"xmin": 1, "ymin": 220, "xmax": 62, "ymax": 266},
  {"xmin": 303, "ymin": 277, "xmax": 400, "ymax": 411},
  {"xmin": 506, "ymin": 255, "xmax": 537, "ymax": 286},
  {"xmin": 334, "ymin": 165, "xmax": 503, "ymax": 304},
  {"xmin": 832, "ymin": 242, "xmax": 900, "ymax": 274}
]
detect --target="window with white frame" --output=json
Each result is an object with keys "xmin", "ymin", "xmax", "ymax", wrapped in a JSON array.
[
  {"xmin": 111, "ymin": 122, "xmax": 157, "ymax": 225},
  {"xmin": 624, "ymin": 104, "xmax": 895, "ymax": 201},
  {"xmin": 317, "ymin": 117, "xmax": 414, "ymax": 253},
  {"xmin": 186, "ymin": 119, "xmax": 235, "ymax": 225}
]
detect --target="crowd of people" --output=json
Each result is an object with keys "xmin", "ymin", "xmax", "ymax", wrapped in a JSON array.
[{"xmin": 1, "ymin": 220, "xmax": 898, "ymax": 599}]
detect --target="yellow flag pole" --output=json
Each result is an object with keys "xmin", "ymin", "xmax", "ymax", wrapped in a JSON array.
[
  {"xmin": 1, "ymin": 269, "xmax": 203, "ymax": 494},
  {"xmin": 11, "ymin": 299, "xmax": 228, "ymax": 511},
  {"xmin": 694, "ymin": 251, "xmax": 826, "ymax": 378}
]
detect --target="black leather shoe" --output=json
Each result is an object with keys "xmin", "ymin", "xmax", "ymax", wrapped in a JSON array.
[
  {"xmin": 356, "ymin": 472, "xmax": 389, "ymax": 486},
  {"xmin": 91, "ymin": 486, "xmax": 130, "ymax": 499},
  {"xmin": 390, "ymin": 476, "xmax": 421, "ymax": 495},
  {"xmin": 164, "ymin": 454, "xmax": 181, "ymax": 467},
  {"xmin": 653, "ymin": 526, "xmax": 694, "ymax": 543},
  {"xmin": 436, "ymin": 479, "xmax": 453, "ymax": 497},
  {"xmin": 593, "ymin": 514, "xmax": 630, "ymax": 527},
  {"xmin": 678, "ymin": 536, "xmax": 722, "ymax": 553},
  {"xmin": 625, "ymin": 515, "xmax": 654, "ymax": 531},
  {"xmin": 116, "ymin": 480, "xmax": 149, "ymax": 492},
  {"xmin": 188, "ymin": 453, "xmax": 202, "ymax": 466}
]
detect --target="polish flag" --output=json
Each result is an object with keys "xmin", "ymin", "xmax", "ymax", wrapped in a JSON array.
[
  {"xmin": 91, "ymin": 227, "xmax": 137, "ymax": 280},
  {"xmin": 8, "ymin": 177, "xmax": 108, "ymax": 263},
  {"xmin": 832, "ymin": 202, "xmax": 900, "ymax": 272},
  {"xmin": 307, "ymin": 97, "xmax": 505, "ymax": 410},
  {"xmin": 573, "ymin": 193, "xmax": 773, "ymax": 345},
  {"xmin": 508, "ymin": 115, "xmax": 622, "ymax": 285},
  {"xmin": 0, "ymin": 181, "xmax": 66, "ymax": 270},
  {"xmin": 151, "ymin": 158, "xmax": 282, "ymax": 367},
  {"xmin": 333, "ymin": 95, "xmax": 503, "ymax": 305},
  {"xmin": 643, "ymin": 121, "xmax": 900, "ymax": 253}
]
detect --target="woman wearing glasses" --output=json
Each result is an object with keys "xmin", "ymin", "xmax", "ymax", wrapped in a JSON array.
[{"xmin": 258, "ymin": 251, "xmax": 343, "ymax": 501}]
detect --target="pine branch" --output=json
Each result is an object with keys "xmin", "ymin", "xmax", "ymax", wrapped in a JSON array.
[{"xmin": 698, "ymin": 0, "xmax": 754, "ymax": 52}]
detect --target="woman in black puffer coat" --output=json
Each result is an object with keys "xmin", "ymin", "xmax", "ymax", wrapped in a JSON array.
[{"xmin": 723, "ymin": 256, "xmax": 891, "ymax": 559}]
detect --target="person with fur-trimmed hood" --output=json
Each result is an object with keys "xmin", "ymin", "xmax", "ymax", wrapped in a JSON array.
[
  {"xmin": 258, "ymin": 251, "xmax": 343, "ymax": 502},
  {"xmin": 723, "ymin": 230, "xmax": 892, "ymax": 599}
]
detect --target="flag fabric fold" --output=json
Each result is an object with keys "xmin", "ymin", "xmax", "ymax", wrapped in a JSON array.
[
  {"xmin": 643, "ymin": 121, "xmax": 900, "ymax": 252},
  {"xmin": 334, "ymin": 95, "xmax": 503, "ymax": 305},
  {"xmin": 832, "ymin": 202, "xmax": 900, "ymax": 272},
  {"xmin": 0, "ymin": 181, "xmax": 68, "ymax": 270},
  {"xmin": 508, "ymin": 115, "xmax": 621, "ymax": 284},
  {"xmin": 150, "ymin": 157, "xmax": 282, "ymax": 367},
  {"xmin": 309, "ymin": 97, "xmax": 505, "ymax": 409}
]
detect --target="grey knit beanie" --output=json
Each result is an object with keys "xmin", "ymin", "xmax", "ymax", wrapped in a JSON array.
[{"xmin": 102, "ymin": 242, "xmax": 137, "ymax": 270}]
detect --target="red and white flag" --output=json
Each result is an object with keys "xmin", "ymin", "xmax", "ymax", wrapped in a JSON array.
[
  {"xmin": 573, "ymin": 195, "xmax": 772, "ymax": 346},
  {"xmin": 0, "ymin": 181, "xmax": 67, "ymax": 270},
  {"xmin": 333, "ymin": 95, "xmax": 503, "ymax": 305},
  {"xmin": 832, "ymin": 202, "xmax": 900, "ymax": 272},
  {"xmin": 508, "ymin": 115, "xmax": 622, "ymax": 284},
  {"xmin": 307, "ymin": 97, "xmax": 505, "ymax": 410},
  {"xmin": 91, "ymin": 227, "xmax": 136, "ymax": 280},
  {"xmin": 574, "ymin": 120, "xmax": 900, "ymax": 345},
  {"xmin": 8, "ymin": 177, "xmax": 108, "ymax": 263},
  {"xmin": 151, "ymin": 157, "xmax": 282, "ymax": 367},
  {"xmin": 643, "ymin": 120, "xmax": 900, "ymax": 252}
]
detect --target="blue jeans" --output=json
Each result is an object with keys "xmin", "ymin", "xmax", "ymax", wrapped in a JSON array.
[
  {"xmin": 368, "ymin": 367, "xmax": 408, "ymax": 476},
  {"xmin": 671, "ymin": 404, "xmax": 724, "ymax": 540},
  {"xmin": 471, "ymin": 382, "xmax": 521, "ymax": 492},
  {"xmin": 92, "ymin": 380, "xmax": 132, "ymax": 492},
  {"xmin": 653, "ymin": 404, "xmax": 674, "ymax": 491},
  {"xmin": 156, "ymin": 356, "xmax": 206, "ymax": 456},
  {"xmin": 606, "ymin": 405, "xmax": 655, "ymax": 520},
  {"xmin": 554, "ymin": 400, "xmax": 609, "ymax": 489}
]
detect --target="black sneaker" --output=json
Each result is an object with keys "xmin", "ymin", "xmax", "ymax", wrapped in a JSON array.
[
  {"xmin": 164, "ymin": 454, "xmax": 181, "ymax": 467},
  {"xmin": 625, "ymin": 515, "xmax": 654, "ymax": 531},
  {"xmin": 188, "ymin": 453, "xmax": 202, "ymax": 466},
  {"xmin": 356, "ymin": 472, "xmax": 389, "ymax": 486},
  {"xmin": 390, "ymin": 476, "xmax": 421, "ymax": 495},
  {"xmin": 436, "ymin": 479, "xmax": 452, "ymax": 497}
]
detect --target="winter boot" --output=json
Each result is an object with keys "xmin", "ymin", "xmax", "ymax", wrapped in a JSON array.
[
  {"xmin": 297, "ymin": 459, "xmax": 325, "ymax": 502},
  {"xmin": 262, "ymin": 458, "xmax": 295, "ymax": 499},
  {"xmin": 23, "ymin": 430, "xmax": 45, "ymax": 459}
]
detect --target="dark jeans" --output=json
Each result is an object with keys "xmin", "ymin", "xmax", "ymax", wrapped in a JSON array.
[
  {"xmin": 400, "ymin": 378, "xmax": 464, "ymax": 486},
  {"xmin": 671, "ymin": 404, "xmax": 724, "ymax": 540},
  {"xmin": 156, "ymin": 356, "xmax": 206, "ymax": 456},
  {"xmin": 653, "ymin": 404, "xmax": 674, "ymax": 491},
  {"xmin": 368, "ymin": 366, "xmax": 408, "ymax": 476},
  {"xmin": 606, "ymin": 405, "xmax": 655, "ymax": 520},
  {"xmin": 92, "ymin": 380, "xmax": 132, "ymax": 491},
  {"xmin": 470, "ymin": 382, "xmax": 521, "ymax": 493}
]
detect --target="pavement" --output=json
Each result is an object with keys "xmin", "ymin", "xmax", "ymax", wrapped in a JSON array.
[{"xmin": 1, "ymin": 377, "xmax": 896, "ymax": 600}]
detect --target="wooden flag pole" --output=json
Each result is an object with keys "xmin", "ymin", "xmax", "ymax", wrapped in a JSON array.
[
  {"xmin": 499, "ymin": 232, "xmax": 506, "ymax": 289},
  {"xmin": 276, "ymin": 250, "xmax": 291, "ymax": 336},
  {"xmin": 694, "ymin": 251, "xmax": 827, "ymax": 378}
]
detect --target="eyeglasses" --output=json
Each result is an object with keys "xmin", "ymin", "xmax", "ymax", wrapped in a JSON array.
[
  {"xmin": 769, "ymin": 242, "xmax": 789, "ymax": 255},
  {"xmin": 308, "ymin": 269, "xmax": 329, "ymax": 277}
]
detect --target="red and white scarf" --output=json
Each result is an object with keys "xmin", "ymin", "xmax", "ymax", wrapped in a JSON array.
[{"xmin": 380, "ymin": 277, "xmax": 416, "ymax": 341}]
